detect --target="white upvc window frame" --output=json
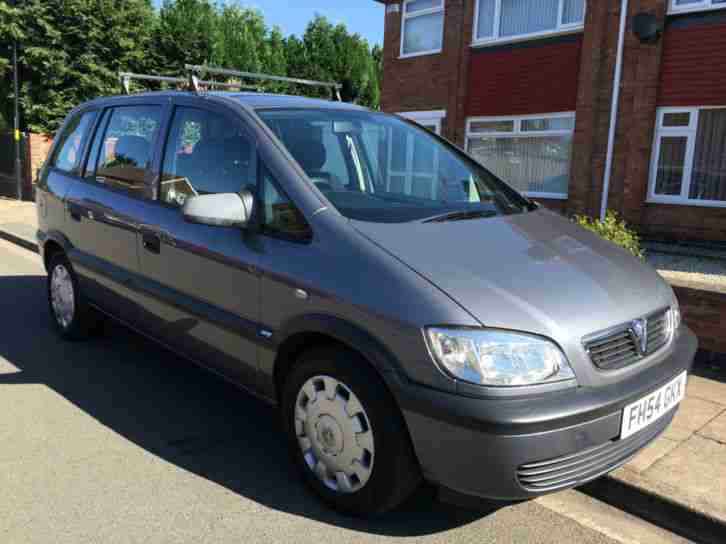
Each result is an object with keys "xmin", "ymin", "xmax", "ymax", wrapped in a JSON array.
[
  {"xmin": 386, "ymin": 110, "xmax": 446, "ymax": 198},
  {"xmin": 472, "ymin": 0, "xmax": 586, "ymax": 48},
  {"xmin": 668, "ymin": 0, "xmax": 726, "ymax": 15},
  {"xmin": 400, "ymin": 0, "xmax": 445, "ymax": 59},
  {"xmin": 647, "ymin": 106, "xmax": 726, "ymax": 208},
  {"xmin": 465, "ymin": 111, "xmax": 575, "ymax": 200},
  {"xmin": 396, "ymin": 109, "xmax": 446, "ymax": 134}
]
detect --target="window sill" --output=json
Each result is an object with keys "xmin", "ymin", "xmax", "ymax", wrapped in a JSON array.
[
  {"xmin": 471, "ymin": 27, "xmax": 584, "ymax": 50},
  {"xmin": 524, "ymin": 192, "xmax": 568, "ymax": 200},
  {"xmin": 646, "ymin": 197, "xmax": 726, "ymax": 209},
  {"xmin": 398, "ymin": 48, "xmax": 443, "ymax": 60},
  {"xmin": 668, "ymin": 5, "xmax": 726, "ymax": 16}
]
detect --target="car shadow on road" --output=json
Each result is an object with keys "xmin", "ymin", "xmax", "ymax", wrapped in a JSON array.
[{"xmin": 0, "ymin": 274, "xmax": 497, "ymax": 537}]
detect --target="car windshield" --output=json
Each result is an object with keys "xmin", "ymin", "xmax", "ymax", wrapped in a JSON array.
[{"xmin": 256, "ymin": 108, "xmax": 534, "ymax": 223}]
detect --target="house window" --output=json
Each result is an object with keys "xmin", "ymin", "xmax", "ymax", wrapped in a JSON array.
[
  {"xmin": 397, "ymin": 110, "xmax": 446, "ymax": 134},
  {"xmin": 669, "ymin": 0, "xmax": 726, "ymax": 14},
  {"xmin": 474, "ymin": 0, "xmax": 585, "ymax": 45},
  {"xmin": 466, "ymin": 113, "xmax": 575, "ymax": 199},
  {"xmin": 649, "ymin": 107, "xmax": 726, "ymax": 207},
  {"xmin": 400, "ymin": 0, "xmax": 445, "ymax": 58}
]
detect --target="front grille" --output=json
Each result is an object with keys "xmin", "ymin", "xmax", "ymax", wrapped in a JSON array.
[
  {"xmin": 517, "ymin": 411, "xmax": 673, "ymax": 492},
  {"xmin": 584, "ymin": 308, "xmax": 672, "ymax": 371}
]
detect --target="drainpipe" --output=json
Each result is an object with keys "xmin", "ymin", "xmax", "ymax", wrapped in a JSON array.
[{"xmin": 600, "ymin": 0, "xmax": 630, "ymax": 221}]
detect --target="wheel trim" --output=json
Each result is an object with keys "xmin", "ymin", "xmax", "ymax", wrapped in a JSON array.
[
  {"xmin": 50, "ymin": 264, "xmax": 75, "ymax": 329},
  {"xmin": 295, "ymin": 375, "xmax": 375, "ymax": 494}
]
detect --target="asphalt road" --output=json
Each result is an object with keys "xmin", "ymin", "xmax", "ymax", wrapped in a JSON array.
[{"xmin": 0, "ymin": 238, "xmax": 688, "ymax": 543}]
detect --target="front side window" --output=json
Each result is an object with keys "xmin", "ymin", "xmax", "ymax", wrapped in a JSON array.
[
  {"xmin": 88, "ymin": 105, "xmax": 161, "ymax": 199},
  {"xmin": 259, "ymin": 165, "xmax": 312, "ymax": 241},
  {"xmin": 475, "ymin": 0, "xmax": 585, "ymax": 44},
  {"xmin": 650, "ymin": 107, "xmax": 726, "ymax": 205},
  {"xmin": 466, "ymin": 113, "xmax": 574, "ymax": 198},
  {"xmin": 669, "ymin": 0, "xmax": 726, "ymax": 14},
  {"xmin": 160, "ymin": 107, "xmax": 254, "ymax": 207},
  {"xmin": 401, "ymin": 0, "xmax": 445, "ymax": 57},
  {"xmin": 257, "ymin": 108, "xmax": 533, "ymax": 224},
  {"xmin": 50, "ymin": 110, "xmax": 97, "ymax": 174}
]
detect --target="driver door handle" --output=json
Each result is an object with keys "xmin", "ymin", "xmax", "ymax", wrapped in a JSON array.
[{"xmin": 142, "ymin": 232, "xmax": 161, "ymax": 254}]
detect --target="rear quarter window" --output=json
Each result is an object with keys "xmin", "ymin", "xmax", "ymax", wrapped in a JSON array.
[{"xmin": 49, "ymin": 110, "xmax": 98, "ymax": 175}]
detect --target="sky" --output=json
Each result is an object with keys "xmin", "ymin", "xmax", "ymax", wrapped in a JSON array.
[{"xmin": 153, "ymin": 1, "xmax": 386, "ymax": 45}]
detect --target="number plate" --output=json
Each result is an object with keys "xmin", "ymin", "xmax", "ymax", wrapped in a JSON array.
[{"xmin": 620, "ymin": 372, "xmax": 687, "ymax": 440}]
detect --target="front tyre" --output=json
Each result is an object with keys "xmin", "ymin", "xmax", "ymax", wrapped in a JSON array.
[
  {"xmin": 47, "ymin": 252, "xmax": 99, "ymax": 340},
  {"xmin": 282, "ymin": 348, "xmax": 421, "ymax": 516}
]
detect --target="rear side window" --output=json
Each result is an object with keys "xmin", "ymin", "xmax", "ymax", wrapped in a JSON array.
[
  {"xmin": 160, "ymin": 106, "xmax": 255, "ymax": 207},
  {"xmin": 50, "ymin": 111, "xmax": 97, "ymax": 174},
  {"xmin": 87, "ymin": 105, "xmax": 162, "ymax": 200}
]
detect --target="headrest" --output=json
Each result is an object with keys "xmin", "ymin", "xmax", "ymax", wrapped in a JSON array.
[{"xmin": 286, "ymin": 138, "xmax": 327, "ymax": 172}]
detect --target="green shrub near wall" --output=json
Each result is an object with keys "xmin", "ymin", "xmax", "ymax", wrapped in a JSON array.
[{"xmin": 575, "ymin": 211, "xmax": 645, "ymax": 260}]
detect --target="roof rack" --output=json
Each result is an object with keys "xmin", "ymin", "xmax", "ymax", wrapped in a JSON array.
[
  {"xmin": 119, "ymin": 71, "xmax": 258, "ymax": 94},
  {"xmin": 119, "ymin": 65, "xmax": 343, "ymax": 101},
  {"xmin": 186, "ymin": 64, "xmax": 343, "ymax": 101}
]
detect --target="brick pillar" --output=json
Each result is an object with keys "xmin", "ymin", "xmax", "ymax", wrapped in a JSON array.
[
  {"xmin": 568, "ymin": 2, "xmax": 621, "ymax": 218},
  {"xmin": 447, "ymin": 0, "xmax": 473, "ymax": 148},
  {"xmin": 569, "ymin": 0, "xmax": 667, "ymax": 225},
  {"xmin": 611, "ymin": 1, "xmax": 668, "ymax": 229},
  {"xmin": 380, "ymin": 1, "xmax": 401, "ymax": 113}
]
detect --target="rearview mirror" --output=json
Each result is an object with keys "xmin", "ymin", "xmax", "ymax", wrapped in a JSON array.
[
  {"xmin": 332, "ymin": 121, "xmax": 361, "ymax": 135},
  {"xmin": 182, "ymin": 190, "xmax": 254, "ymax": 228}
]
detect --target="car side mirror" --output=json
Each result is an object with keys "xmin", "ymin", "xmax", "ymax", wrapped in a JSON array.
[{"xmin": 182, "ymin": 190, "xmax": 254, "ymax": 228}]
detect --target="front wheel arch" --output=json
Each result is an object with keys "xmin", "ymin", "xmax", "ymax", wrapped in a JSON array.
[{"xmin": 272, "ymin": 314, "xmax": 407, "ymax": 405}]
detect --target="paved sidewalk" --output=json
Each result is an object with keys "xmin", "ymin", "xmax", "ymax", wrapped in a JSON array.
[
  {"xmin": 1, "ymin": 197, "xmax": 725, "ymax": 531},
  {"xmin": 0, "ymin": 198, "xmax": 38, "ymax": 251},
  {"xmin": 612, "ymin": 361, "xmax": 726, "ymax": 525}
]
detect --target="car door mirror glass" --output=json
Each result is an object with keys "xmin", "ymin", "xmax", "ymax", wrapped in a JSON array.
[{"xmin": 182, "ymin": 190, "xmax": 254, "ymax": 228}]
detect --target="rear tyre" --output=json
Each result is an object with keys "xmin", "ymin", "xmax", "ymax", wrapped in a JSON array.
[
  {"xmin": 47, "ymin": 252, "xmax": 100, "ymax": 340},
  {"xmin": 282, "ymin": 348, "xmax": 421, "ymax": 516}
]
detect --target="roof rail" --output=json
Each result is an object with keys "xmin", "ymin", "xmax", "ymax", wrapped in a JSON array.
[
  {"xmin": 118, "ymin": 71, "xmax": 258, "ymax": 95},
  {"xmin": 185, "ymin": 64, "xmax": 343, "ymax": 101}
]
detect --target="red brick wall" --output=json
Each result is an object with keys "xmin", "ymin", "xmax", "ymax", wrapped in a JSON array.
[
  {"xmin": 28, "ymin": 133, "xmax": 53, "ymax": 185},
  {"xmin": 467, "ymin": 36, "xmax": 582, "ymax": 117},
  {"xmin": 380, "ymin": 0, "xmax": 469, "ymax": 143},
  {"xmin": 640, "ymin": 203, "xmax": 726, "ymax": 242},
  {"xmin": 672, "ymin": 282, "xmax": 726, "ymax": 354}
]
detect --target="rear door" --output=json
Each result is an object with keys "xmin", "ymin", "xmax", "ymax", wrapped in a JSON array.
[
  {"xmin": 64, "ymin": 99, "xmax": 168, "ymax": 322},
  {"xmin": 37, "ymin": 108, "xmax": 98, "ymax": 247},
  {"xmin": 134, "ymin": 98, "xmax": 261, "ymax": 387}
]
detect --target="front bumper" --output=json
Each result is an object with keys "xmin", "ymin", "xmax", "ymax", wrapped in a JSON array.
[{"xmin": 396, "ymin": 326, "xmax": 697, "ymax": 501}]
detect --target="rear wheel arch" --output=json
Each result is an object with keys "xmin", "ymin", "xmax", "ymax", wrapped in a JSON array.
[
  {"xmin": 42, "ymin": 231, "xmax": 73, "ymax": 272},
  {"xmin": 43, "ymin": 240, "xmax": 65, "ymax": 272}
]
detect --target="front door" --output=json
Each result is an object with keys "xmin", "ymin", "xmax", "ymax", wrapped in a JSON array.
[{"xmin": 134, "ymin": 101, "xmax": 260, "ymax": 386}]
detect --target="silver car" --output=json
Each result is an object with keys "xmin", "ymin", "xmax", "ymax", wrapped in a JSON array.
[{"xmin": 36, "ymin": 90, "xmax": 696, "ymax": 516}]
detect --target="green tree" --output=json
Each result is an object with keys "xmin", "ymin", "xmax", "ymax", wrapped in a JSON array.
[
  {"xmin": 213, "ymin": 5, "xmax": 265, "ymax": 73},
  {"xmin": 0, "ymin": 0, "xmax": 158, "ymax": 134},
  {"xmin": 156, "ymin": 0, "xmax": 217, "ymax": 74},
  {"xmin": 292, "ymin": 15, "xmax": 380, "ymax": 107}
]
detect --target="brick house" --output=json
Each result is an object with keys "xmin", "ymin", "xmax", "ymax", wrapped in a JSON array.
[{"xmin": 374, "ymin": 0, "xmax": 726, "ymax": 241}]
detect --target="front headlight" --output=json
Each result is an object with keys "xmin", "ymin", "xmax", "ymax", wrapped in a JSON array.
[
  {"xmin": 671, "ymin": 300, "xmax": 682, "ymax": 333},
  {"xmin": 426, "ymin": 327, "xmax": 576, "ymax": 387}
]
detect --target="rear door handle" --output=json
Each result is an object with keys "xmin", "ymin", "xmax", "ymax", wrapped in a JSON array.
[{"xmin": 142, "ymin": 232, "xmax": 161, "ymax": 254}]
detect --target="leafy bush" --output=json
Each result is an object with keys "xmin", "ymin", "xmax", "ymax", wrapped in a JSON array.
[{"xmin": 575, "ymin": 211, "xmax": 644, "ymax": 260}]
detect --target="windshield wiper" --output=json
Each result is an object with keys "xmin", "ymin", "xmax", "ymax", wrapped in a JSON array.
[{"xmin": 423, "ymin": 210, "xmax": 498, "ymax": 223}]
